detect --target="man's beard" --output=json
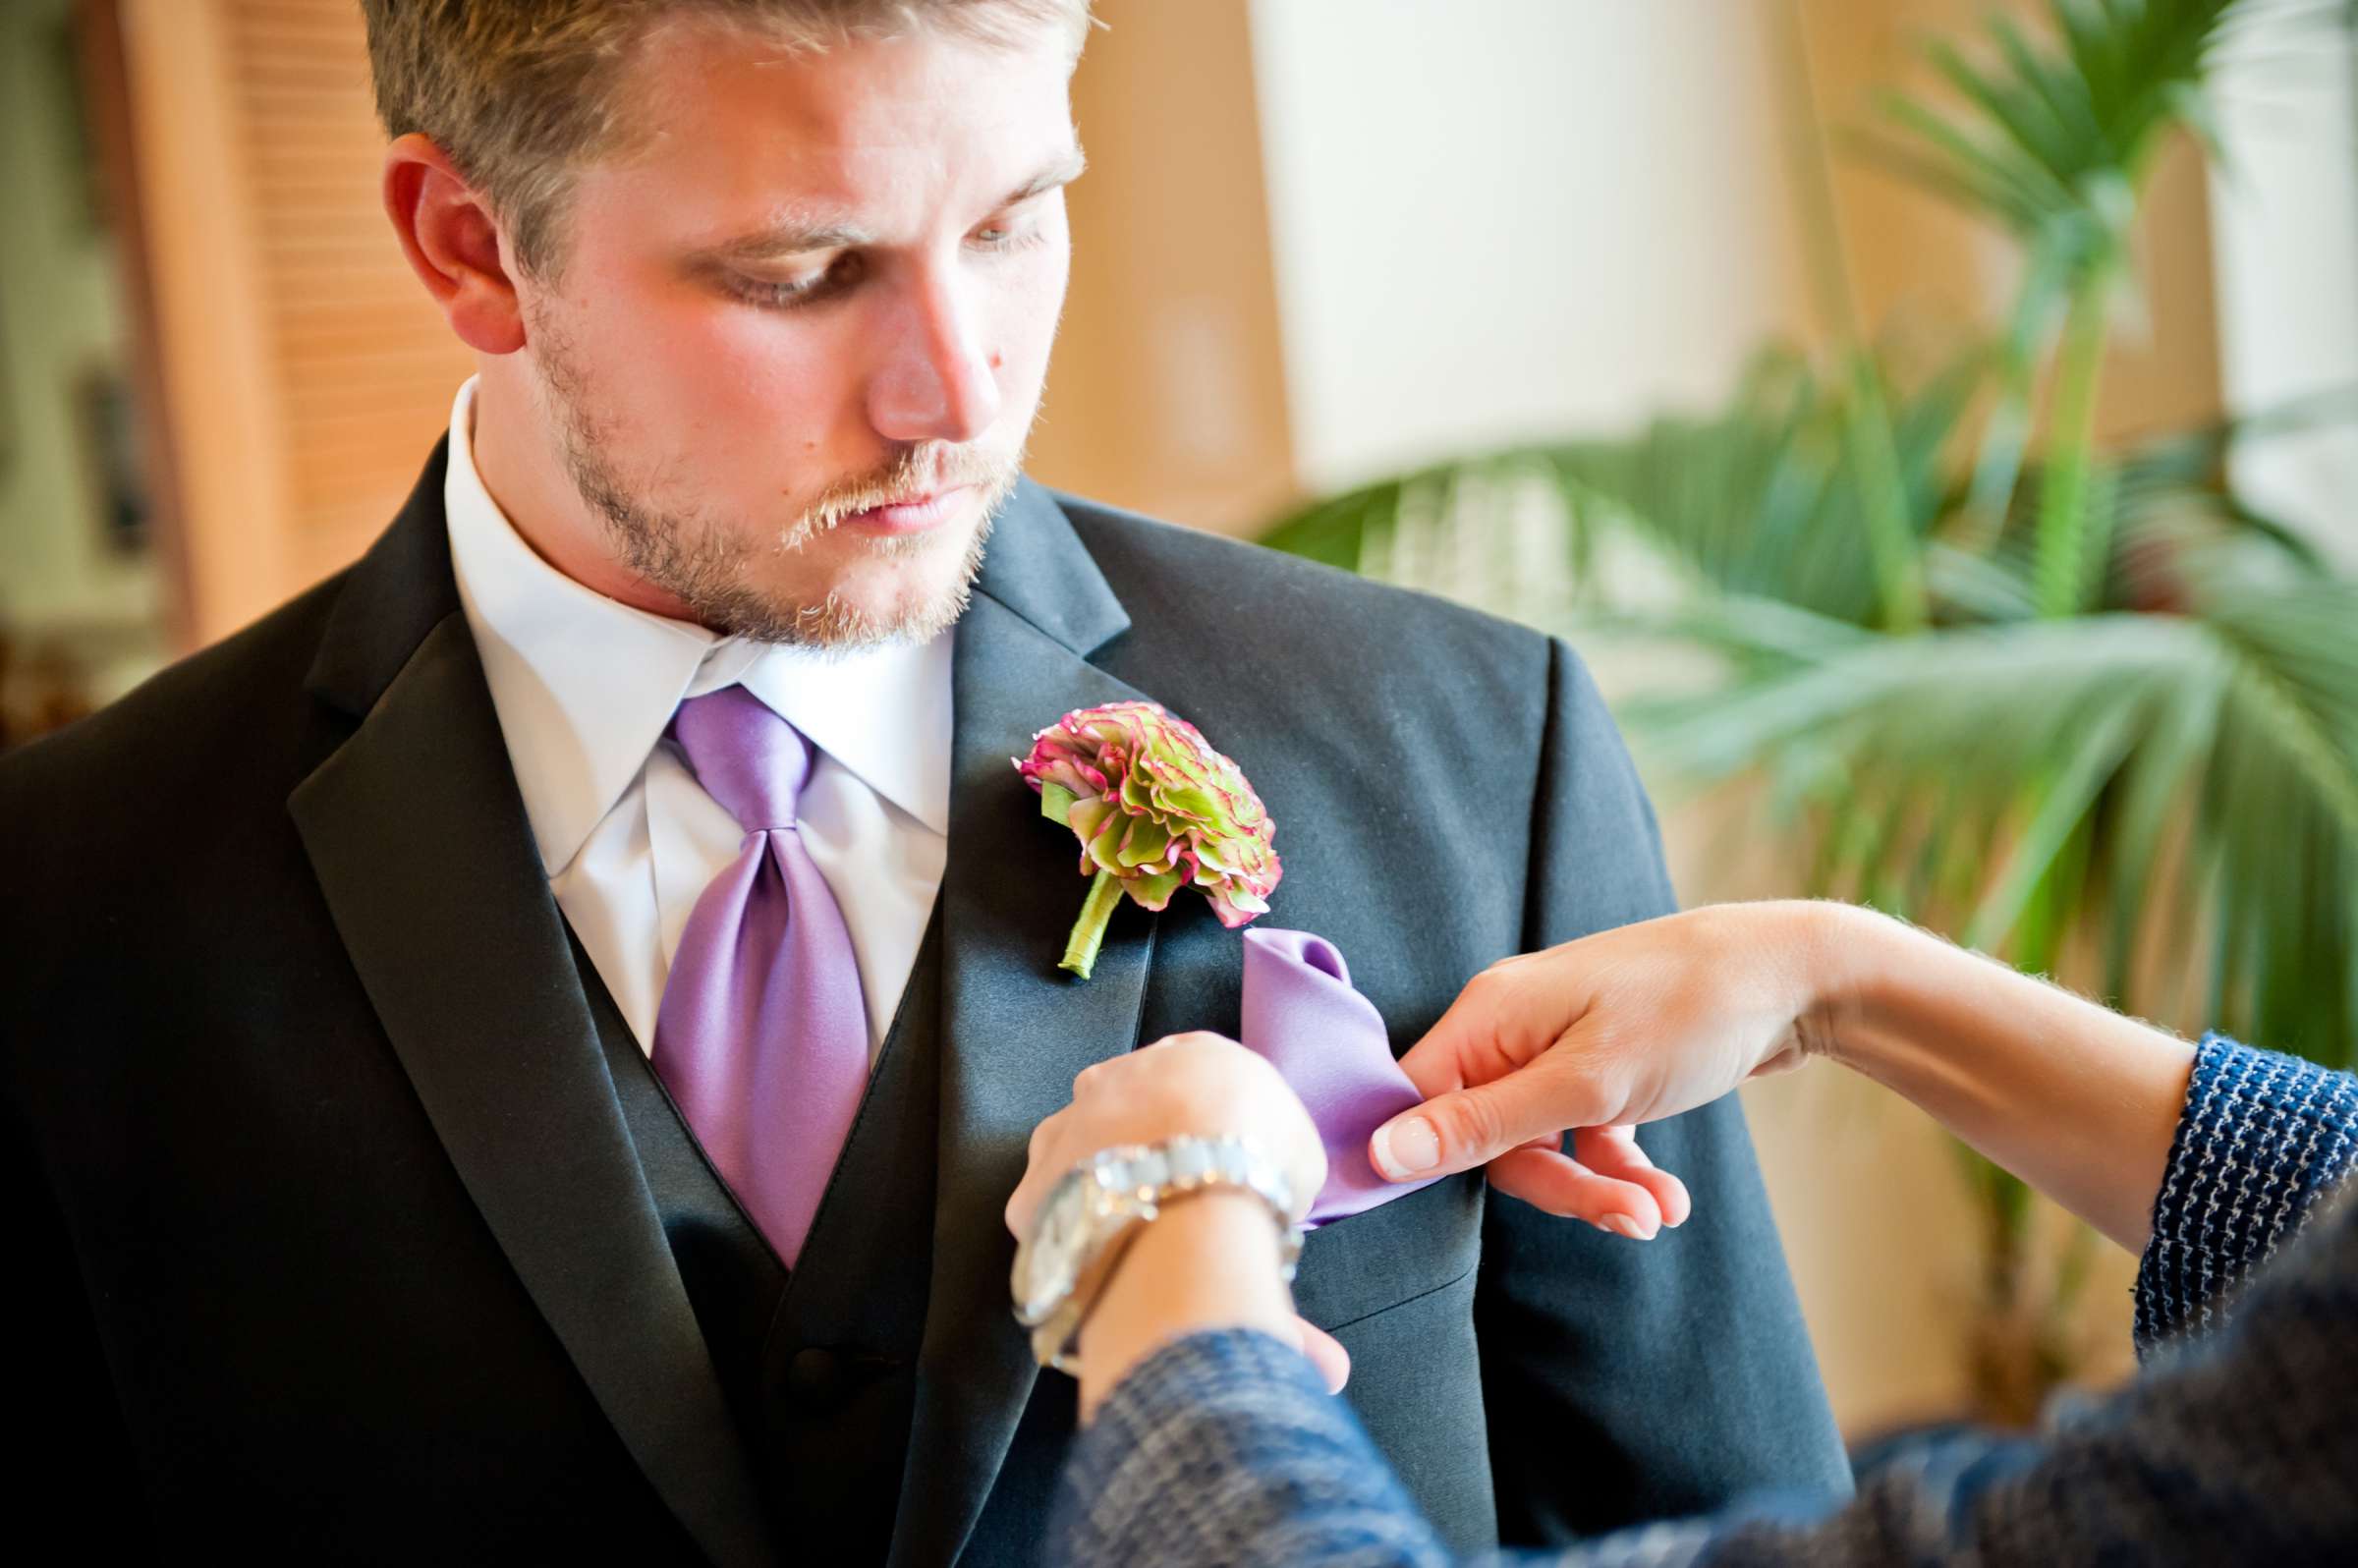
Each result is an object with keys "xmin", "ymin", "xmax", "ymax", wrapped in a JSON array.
[{"xmin": 536, "ymin": 334, "xmax": 1017, "ymax": 650}]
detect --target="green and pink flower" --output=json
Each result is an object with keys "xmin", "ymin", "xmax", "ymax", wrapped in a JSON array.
[{"xmin": 1017, "ymin": 700, "xmax": 1281, "ymax": 979}]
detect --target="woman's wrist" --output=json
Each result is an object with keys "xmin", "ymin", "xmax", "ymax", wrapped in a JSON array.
[
  {"xmin": 1075, "ymin": 1188, "xmax": 1298, "ymax": 1422},
  {"xmin": 1790, "ymin": 899, "xmax": 1921, "ymax": 1072},
  {"xmin": 1783, "ymin": 899, "xmax": 2194, "ymax": 1249}
]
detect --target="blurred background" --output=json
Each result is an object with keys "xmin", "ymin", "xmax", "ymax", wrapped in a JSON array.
[{"xmin": 5, "ymin": 0, "xmax": 2355, "ymax": 1445}]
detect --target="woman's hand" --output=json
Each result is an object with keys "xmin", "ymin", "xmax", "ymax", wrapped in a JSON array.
[
  {"xmin": 1370, "ymin": 899, "xmax": 2195, "ymax": 1254},
  {"xmin": 1007, "ymin": 1033, "xmax": 1350, "ymax": 1416},
  {"xmin": 1005, "ymin": 1032, "xmax": 1327, "ymax": 1240},
  {"xmin": 1369, "ymin": 903, "xmax": 1847, "ymax": 1234}
]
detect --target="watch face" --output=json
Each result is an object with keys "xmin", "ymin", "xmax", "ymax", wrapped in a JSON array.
[{"xmin": 1014, "ymin": 1171, "xmax": 1092, "ymax": 1321}]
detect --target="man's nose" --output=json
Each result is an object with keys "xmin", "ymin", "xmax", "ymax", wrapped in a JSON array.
[{"xmin": 867, "ymin": 269, "xmax": 1001, "ymax": 447}]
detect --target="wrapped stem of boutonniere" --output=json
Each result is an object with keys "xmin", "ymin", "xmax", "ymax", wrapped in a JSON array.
[{"xmin": 1015, "ymin": 700, "xmax": 1282, "ymax": 980}]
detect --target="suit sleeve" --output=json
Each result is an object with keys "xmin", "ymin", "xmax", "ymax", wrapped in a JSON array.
[
  {"xmin": 1474, "ymin": 639, "xmax": 1850, "ymax": 1545},
  {"xmin": 5, "ymin": 1103, "xmax": 156, "ymax": 1554},
  {"xmin": 1, "ymin": 752, "xmax": 155, "ymax": 1553}
]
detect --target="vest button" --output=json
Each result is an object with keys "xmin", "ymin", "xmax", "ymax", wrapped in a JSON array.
[{"xmin": 785, "ymin": 1346, "xmax": 849, "ymax": 1411}]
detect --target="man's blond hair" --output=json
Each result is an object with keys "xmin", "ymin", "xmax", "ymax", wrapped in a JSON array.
[{"xmin": 359, "ymin": 0, "xmax": 1093, "ymax": 278}]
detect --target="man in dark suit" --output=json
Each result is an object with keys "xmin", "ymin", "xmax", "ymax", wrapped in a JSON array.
[{"xmin": 1, "ymin": 2, "xmax": 1846, "ymax": 1561}]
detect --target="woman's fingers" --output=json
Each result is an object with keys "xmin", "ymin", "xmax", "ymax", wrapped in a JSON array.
[
  {"xmin": 1484, "ymin": 1143, "xmax": 1666, "ymax": 1238},
  {"xmin": 1572, "ymin": 1124, "xmax": 1691, "ymax": 1229},
  {"xmin": 1291, "ymin": 1316, "xmax": 1351, "ymax": 1393}
]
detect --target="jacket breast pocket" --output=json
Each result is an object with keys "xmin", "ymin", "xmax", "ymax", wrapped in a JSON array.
[{"xmin": 1289, "ymin": 1171, "xmax": 1483, "ymax": 1331}]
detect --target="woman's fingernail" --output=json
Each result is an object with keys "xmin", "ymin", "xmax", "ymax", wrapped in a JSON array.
[
  {"xmin": 1372, "ymin": 1117, "xmax": 1441, "ymax": 1178},
  {"xmin": 1604, "ymin": 1213, "xmax": 1656, "ymax": 1241}
]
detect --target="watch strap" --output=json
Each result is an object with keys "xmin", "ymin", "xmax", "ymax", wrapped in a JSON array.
[{"xmin": 1015, "ymin": 1134, "xmax": 1304, "ymax": 1374}]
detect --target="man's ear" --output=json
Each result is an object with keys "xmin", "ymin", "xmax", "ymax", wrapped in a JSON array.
[{"xmin": 382, "ymin": 133, "xmax": 527, "ymax": 355}]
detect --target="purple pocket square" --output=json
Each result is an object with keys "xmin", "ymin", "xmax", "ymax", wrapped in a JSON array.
[{"xmin": 1240, "ymin": 927, "xmax": 1443, "ymax": 1225}]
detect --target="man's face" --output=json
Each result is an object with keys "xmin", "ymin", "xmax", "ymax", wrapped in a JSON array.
[{"xmin": 514, "ymin": 19, "xmax": 1080, "ymax": 645}]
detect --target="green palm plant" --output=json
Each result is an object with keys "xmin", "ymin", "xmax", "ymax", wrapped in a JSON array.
[{"xmin": 1261, "ymin": 0, "xmax": 2358, "ymax": 1420}]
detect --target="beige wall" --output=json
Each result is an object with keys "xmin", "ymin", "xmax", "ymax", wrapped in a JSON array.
[
  {"xmin": 1027, "ymin": 0, "xmax": 1299, "ymax": 533},
  {"xmin": 1248, "ymin": 0, "xmax": 1827, "ymax": 491}
]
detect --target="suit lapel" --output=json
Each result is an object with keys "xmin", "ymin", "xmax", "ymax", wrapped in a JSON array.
[
  {"xmin": 289, "ymin": 449, "xmax": 777, "ymax": 1568},
  {"xmin": 888, "ymin": 484, "xmax": 1161, "ymax": 1568}
]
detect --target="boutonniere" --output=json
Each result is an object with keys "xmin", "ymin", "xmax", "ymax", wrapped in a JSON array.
[{"xmin": 1015, "ymin": 700, "xmax": 1283, "ymax": 980}]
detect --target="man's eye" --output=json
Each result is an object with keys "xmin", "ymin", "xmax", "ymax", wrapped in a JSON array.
[
  {"xmin": 746, "ymin": 275, "xmax": 824, "ymax": 306},
  {"xmin": 734, "ymin": 253, "xmax": 863, "ymax": 309},
  {"xmin": 973, "ymin": 219, "xmax": 1037, "ymax": 252}
]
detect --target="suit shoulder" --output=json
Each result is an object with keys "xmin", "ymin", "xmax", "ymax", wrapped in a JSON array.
[
  {"xmin": 0, "ymin": 570, "xmax": 348, "ymax": 806},
  {"xmin": 1053, "ymin": 491, "xmax": 1554, "ymax": 678}
]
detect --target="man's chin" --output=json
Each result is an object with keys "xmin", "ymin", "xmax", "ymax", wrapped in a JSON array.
[{"xmin": 762, "ymin": 514, "xmax": 991, "ymax": 649}]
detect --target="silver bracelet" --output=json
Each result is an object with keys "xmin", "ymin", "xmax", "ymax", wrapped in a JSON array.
[{"xmin": 1010, "ymin": 1134, "xmax": 1305, "ymax": 1375}]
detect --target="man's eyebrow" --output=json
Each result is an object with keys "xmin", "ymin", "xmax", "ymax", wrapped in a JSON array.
[
  {"xmin": 690, "ymin": 148, "xmax": 1088, "ymax": 266},
  {"xmin": 999, "ymin": 148, "xmax": 1089, "ymax": 209},
  {"xmin": 690, "ymin": 217, "xmax": 873, "ymax": 266}
]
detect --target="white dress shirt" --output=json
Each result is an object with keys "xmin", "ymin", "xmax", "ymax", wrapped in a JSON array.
[{"xmin": 441, "ymin": 378, "xmax": 950, "ymax": 1058}]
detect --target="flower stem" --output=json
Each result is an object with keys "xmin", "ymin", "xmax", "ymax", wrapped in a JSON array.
[{"xmin": 1059, "ymin": 869, "xmax": 1126, "ymax": 980}]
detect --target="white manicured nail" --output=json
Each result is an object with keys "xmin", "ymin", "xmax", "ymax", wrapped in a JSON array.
[{"xmin": 1371, "ymin": 1116, "xmax": 1440, "ymax": 1178}]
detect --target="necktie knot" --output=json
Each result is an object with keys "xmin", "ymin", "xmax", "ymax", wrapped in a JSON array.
[{"xmin": 669, "ymin": 686, "xmax": 813, "ymax": 832}]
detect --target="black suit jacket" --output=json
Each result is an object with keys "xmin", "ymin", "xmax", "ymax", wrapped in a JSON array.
[{"xmin": 2, "ymin": 450, "xmax": 1847, "ymax": 1562}]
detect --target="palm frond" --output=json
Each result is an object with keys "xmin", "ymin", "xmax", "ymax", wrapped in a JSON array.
[
  {"xmin": 1613, "ymin": 596, "xmax": 2358, "ymax": 1061},
  {"xmin": 1261, "ymin": 347, "xmax": 1979, "ymax": 633},
  {"xmin": 1858, "ymin": 0, "xmax": 2242, "ymax": 263}
]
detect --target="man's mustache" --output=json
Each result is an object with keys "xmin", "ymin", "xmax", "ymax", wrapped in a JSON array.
[{"xmin": 795, "ymin": 444, "xmax": 1015, "ymax": 534}]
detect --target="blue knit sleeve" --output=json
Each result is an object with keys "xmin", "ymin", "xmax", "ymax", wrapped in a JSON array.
[
  {"xmin": 1049, "ymin": 1327, "xmax": 1460, "ymax": 1568},
  {"xmin": 1049, "ymin": 1036, "xmax": 2358, "ymax": 1568},
  {"xmin": 1057, "ymin": 1191, "xmax": 2358, "ymax": 1568},
  {"xmin": 2135, "ymin": 1032, "xmax": 2358, "ymax": 1355},
  {"xmin": 1050, "ymin": 1328, "xmax": 1730, "ymax": 1568}
]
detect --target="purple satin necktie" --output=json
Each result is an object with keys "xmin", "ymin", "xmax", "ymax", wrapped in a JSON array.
[
  {"xmin": 1240, "ymin": 928, "xmax": 1443, "ymax": 1224},
  {"xmin": 653, "ymin": 687, "xmax": 869, "ymax": 1266}
]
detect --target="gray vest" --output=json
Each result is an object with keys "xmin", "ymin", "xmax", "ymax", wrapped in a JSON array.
[{"xmin": 571, "ymin": 912, "xmax": 945, "ymax": 1557}]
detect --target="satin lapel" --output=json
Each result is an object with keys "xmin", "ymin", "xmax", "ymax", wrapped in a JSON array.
[
  {"xmin": 290, "ymin": 496, "xmax": 776, "ymax": 1567},
  {"xmin": 887, "ymin": 486, "xmax": 1159, "ymax": 1567}
]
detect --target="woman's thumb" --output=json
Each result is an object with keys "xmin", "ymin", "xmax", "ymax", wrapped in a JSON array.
[{"xmin": 1370, "ymin": 1063, "xmax": 1612, "ymax": 1183}]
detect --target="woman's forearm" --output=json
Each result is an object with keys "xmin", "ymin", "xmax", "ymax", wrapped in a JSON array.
[
  {"xmin": 1076, "ymin": 1189, "xmax": 1299, "ymax": 1421},
  {"xmin": 1809, "ymin": 903, "xmax": 2196, "ymax": 1253}
]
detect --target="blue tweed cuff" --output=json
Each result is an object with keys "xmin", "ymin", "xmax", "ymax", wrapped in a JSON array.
[{"xmin": 2135, "ymin": 1032, "xmax": 2357, "ymax": 1355}]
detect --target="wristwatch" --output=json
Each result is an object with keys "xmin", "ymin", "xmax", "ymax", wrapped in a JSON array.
[{"xmin": 1010, "ymin": 1133, "xmax": 1304, "ymax": 1375}]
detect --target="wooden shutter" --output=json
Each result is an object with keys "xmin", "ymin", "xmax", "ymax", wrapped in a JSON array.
[{"xmin": 120, "ymin": 0, "xmax": 469, "ymax": 645}]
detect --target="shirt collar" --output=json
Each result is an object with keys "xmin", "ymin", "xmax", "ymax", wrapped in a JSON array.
[{"xmin": 442, "ymin": 377, "xmax": 950, "ymax": 873}]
